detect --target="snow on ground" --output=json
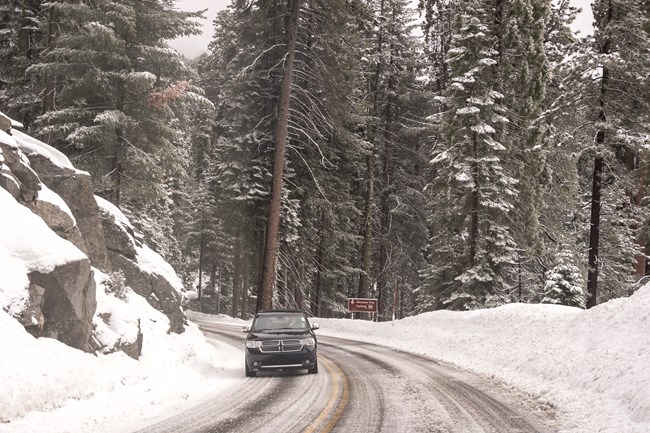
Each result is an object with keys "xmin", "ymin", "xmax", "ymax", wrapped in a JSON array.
[
  {"xmin": 192, "ymin": 287, "xmax": 649, "ymax": 433},
  {"xmin": 311, "ymin": 286, "xmax": 650, "ymax": 433},
  {"xmin": 0, "ymin": 271, "xmax": 232, "ymax": 433},
  {"xmin": 0, "ymin": 128, "xmax": 234, "ymax": 432},
  {"xmin": 2, "ymin": 276, "xmax": 648, "ymax": 433}
]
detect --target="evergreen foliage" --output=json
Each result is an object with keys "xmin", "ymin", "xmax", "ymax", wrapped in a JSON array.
[
  {"xmin": 542, "ymin": 253, "xmax": 586, "ymax": 308},
  {"xmin": 1, "ymin": 0, "xmax": 648, "ymax": 317}
]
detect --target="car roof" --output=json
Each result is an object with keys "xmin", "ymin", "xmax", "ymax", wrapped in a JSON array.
[{"xmin": 256, "ymin": 309, "xmax": 306, "ymax": 316}]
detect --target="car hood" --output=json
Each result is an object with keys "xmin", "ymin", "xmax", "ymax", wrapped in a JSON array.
[{"xmin": 248, "ymin": 331, "xmax": 313, "ymax": 340}]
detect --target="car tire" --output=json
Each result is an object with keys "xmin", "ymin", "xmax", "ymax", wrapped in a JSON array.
[
  {"xmin": 308, "ymin": 360, "xmax": 318, "ymax": 374},
  {"xmin": 245, "ymin": 363, "xmax": 257, "ymax": 377}
]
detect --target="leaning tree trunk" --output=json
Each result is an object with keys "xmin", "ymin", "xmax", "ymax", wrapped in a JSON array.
[{"xmin": 258, "ymin": 0, "xmax": 302, "ymax": 312}]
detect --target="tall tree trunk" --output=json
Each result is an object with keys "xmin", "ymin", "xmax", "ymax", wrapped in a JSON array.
[
  {"xmin": 587, "ymin": 1, "xmax": 612, "ymax": 308},
  {"xmin": 312, "ymin": 213, "xmax": 325, "ymax": 316},
  {"xmin": 258, "ymin": 0, "xmax": 302, "ymax": 312},
  {"xmin": 469, "ymin": 135, "xmax": 480, "ymax": 267},
  {"xmin": 358, "ymin": 156, "xmax": 375, "ymax": 299},
  {"xmin": 42, "ymin": 5, "xmax": 56, "ymax": 116},
  {"xmin": 587, "ymin": 155, "xmax": 603, "ymax": 309},
  {"xmin": 241, "ymin": 253, "xmax": 249, "ymax": 319},
  {"xmin": 197, "ymin": 221, "xmax": 205, "ymax": 301},
  {"xmin": 378, "ymin": 16, "xmax": 398, "ymax": 320},
  {"xmin": 231, "ymin": 235, "xmax": 241, "ymax": 317},
  {"xmin": 110, "ymin": 144, "xmax": 123, "ymax": 206},
  {"xmin": 216, "ymin": 265, "xmax": 222, "ymax": 314},
  {"xmin": 358, "ymin": 0, "xmax": 386, "ymax": 301}
]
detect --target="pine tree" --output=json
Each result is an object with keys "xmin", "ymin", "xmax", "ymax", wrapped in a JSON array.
[
  {"xmin": 31, "ymin": 0, "xmax": 203, "ymax": 208},
  {"xmin": 427, "ymin": 0, "xmax": 517, "ymax": 309},
  {"xmin": 578, "ymin": 0, "xmax": 650, "ymax": 306},
  {"xmin": 542, "ymin": 253, "xmax": 586, "ymax": 308},
  {"xmin": 0, "ymin": 0, "xmax": 44, "ymax": 128}
]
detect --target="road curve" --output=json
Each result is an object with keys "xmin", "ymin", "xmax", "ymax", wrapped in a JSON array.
[{"xmin": 132, "ymin": 322, "xmax": 556, "ymax": 433}]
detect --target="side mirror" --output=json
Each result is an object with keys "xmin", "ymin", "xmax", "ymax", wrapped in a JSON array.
[
  {"xmin": 311, "ymin": 323, "xmax": 320, "ymax": 330},
  {"xmin": 242, "ymin": 326, "xmax": 251, "ymax": 333}
]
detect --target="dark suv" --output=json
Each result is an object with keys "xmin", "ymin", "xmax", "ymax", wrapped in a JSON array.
[{"xmin": 243, "ymin": 310, "xmax": 319, "ymax": 377}]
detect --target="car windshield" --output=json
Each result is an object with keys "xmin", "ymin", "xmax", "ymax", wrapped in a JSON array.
[{"xmin": 251, "ymin": 314, "xmax": 309, "ymax": 332}]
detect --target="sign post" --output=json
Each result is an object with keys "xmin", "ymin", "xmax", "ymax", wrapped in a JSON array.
[{"xmin": 348, "ymin": 298, "xmax": 378, "ymax": 320}]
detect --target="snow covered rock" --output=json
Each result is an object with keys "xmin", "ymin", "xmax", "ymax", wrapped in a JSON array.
[
  {"xmin": 92, "ymin": 271, "xmax": 144, "ymax": 359},
  {"xmin": 97, "ymin": 197, "xmax": 185, "ymax": 334},
  {"xmin": 16, "ymin": 130, "xmax": 110, "ymax": 271},
  {"xmin": 0, "ymin": 188, "xmax": 96, "ymax": 352},
  {"xmin": 0, "ymin": 137, "xmax": 40, "ymax": 202}
]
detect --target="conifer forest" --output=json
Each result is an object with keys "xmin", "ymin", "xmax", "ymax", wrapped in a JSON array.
[{"xmin": 2, "ymin": 0, "xmax": 650, "ymax": 319}]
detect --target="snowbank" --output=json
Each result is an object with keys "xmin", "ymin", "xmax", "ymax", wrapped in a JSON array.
[
  {"xmin": 316, "ymin": 286, "xmax": 650, "ymax": 433},
  {"xmin": 0, "ymin": 271, "xmax": 227, "ymax": 432}
]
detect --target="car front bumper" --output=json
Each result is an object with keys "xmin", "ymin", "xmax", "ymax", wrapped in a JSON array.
[{"xmin": 245, "ymin": 347, "xmax": 317, "ymax": 372}]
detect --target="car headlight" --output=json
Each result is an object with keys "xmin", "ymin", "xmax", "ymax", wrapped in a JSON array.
[
  {"xmin": 299, "ymin": 337, "xmax": 315, "ymax": 347},
  {"xmin": 246, "ymin": 340, "xmax": 263, "ymax": 349}
]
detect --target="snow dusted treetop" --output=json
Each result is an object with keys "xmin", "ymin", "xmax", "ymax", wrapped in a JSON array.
[{"xmin": 31, "ymin": 0, "xmax": 203, "ymax": 208}]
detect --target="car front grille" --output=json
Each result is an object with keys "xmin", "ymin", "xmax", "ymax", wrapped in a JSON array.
[{"xmin": 259, "ymin": 339, "xmax": 303, "ymax": 353}]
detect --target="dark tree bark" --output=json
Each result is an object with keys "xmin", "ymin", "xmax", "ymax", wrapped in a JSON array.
[
  {"xmin": 258, "ymin": 0, "xmax": 302, "ymax": 312},
  {"xmin": 587, "ymin": 1, "xmax": 613, "ymax": 309},
  {"xmin": 231, "ymin": 235, "xmax": 241, "ymax": 317},
  {"xmin": 312, "ymin": 213, "xmax": 325, "ymax": 316},
  {"xmin": 197, "ymin": 221, "xmax": 205, "ymax": 301},
  {"xmin": 241, "ymin": 253, "xmax": 249, "ymax": 319},
  {"xmin": 587, "ymin": 155, "xmax": 604, "ymax": 309},
  {"xmin": 358, "ymin": 155, "xmax": 375, "ymax": 300},
  {"xmin": 42, "ymin": 5, "xmax": 56, "ymax": 116},
  {"xmin": 469, "ymin": 134, "xmax": 479, "ymax": 267},
  {"xmin": 358, "ymin": 0, "xmax": 386, "ymax": 302}
]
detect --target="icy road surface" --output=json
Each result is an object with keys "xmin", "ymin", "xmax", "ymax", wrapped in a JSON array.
[{"xmin": 133, "ymin": 322, "xmax": 556, "ymax": 433}]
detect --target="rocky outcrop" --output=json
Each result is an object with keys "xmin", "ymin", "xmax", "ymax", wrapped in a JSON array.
[
  {"xmin": 2, "ymin": 111, "xmax": 186, "ymax": 358},
  {"xmin": 1, "ymin": 119, "xmax": 97, "ymax": 352},
  {"xmin": 26, "ymin": 190, "xmax": 87, "ymax": 253},
  {"xmin": 22, "ymin": 149, "xmax": 110, "ymax": 272},
  {"xmin": 97, "ymin": 198, "xmax": 185, "ymax": 334},
  {"xmin": 22, "ymin": 260, "xmax": 96, "ymax": 352},
  {"xmin": 0, "ymin": 140, "xmax": 40, "ymax": 202}
]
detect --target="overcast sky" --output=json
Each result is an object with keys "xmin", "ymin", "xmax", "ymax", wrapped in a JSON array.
[
  {"xmin": 169, "ymin": 0, "xmax": 230, "ymax": 59},
  {"xmin": 169, "ymin": 0, "xmax": 595, "ymax": 60}
]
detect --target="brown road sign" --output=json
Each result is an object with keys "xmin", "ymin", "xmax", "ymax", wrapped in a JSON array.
[{"xmin": 348, "ymin": 298, "xmax": 378, "ymax": 313}]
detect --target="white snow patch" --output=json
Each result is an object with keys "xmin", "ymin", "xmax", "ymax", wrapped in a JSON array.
[
  {"xmin": 95, "ymin": 195, "xmax": 133, "ymax": 231},
  {"xmin": 38, "ymin": 184, "xmax": 76, "ymax": 223},
  {"xmin": 0, "ymin": 129, "xmax": 17, "ymax": 148},
  {"xmin": 315, "ymin": 287, "xmax": 650, "ymax": 433},
  {"xmin": 0, "ymin": 188, "xmax": 86, "ymax": 316},
  {"xmin": 11, "ymin": 129, "xmax": 85, "ymax": 173},
  {"xmin": 0, "ymin": 272, "xmax": 229, "ymax": 432},
  {"xmin": 136, "ymin": 245, "xmax": 184, "ymax": 293}
]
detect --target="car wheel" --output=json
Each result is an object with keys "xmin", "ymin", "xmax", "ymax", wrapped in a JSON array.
[
  {"xmin": 245, "ymin": 363, "xmax": 257, "ymax": 377},
  {"xmin": 308, "ymin": 360, "xmax": 318, "ymax": 374}
]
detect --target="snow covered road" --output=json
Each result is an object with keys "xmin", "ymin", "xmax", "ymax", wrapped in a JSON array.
[{"xmin": 136, "ymin": 322, "xmax": 556, "ymax": 433}]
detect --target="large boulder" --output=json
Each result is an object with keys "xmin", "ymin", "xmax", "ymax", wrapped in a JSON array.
[
  {"xmin": 23, "ymin": 260, "xmax": 96, "ymax": 352},
  {"xmin": 0, "ymin": 185, "xmax": 96, "ymax": 352}
]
